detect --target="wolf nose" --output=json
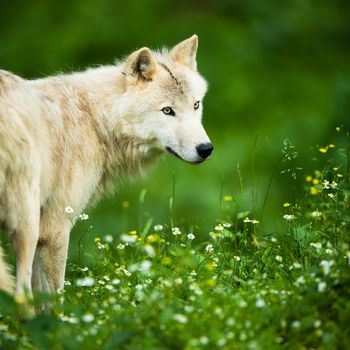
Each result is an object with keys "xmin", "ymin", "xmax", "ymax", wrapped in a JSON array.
[{"xmin": 196, "ymin": 143, "xmax": 213, "ymax": 159}]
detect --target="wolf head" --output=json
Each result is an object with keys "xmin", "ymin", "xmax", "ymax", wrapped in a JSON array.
[{"xmin": 117, "ymin": 35, "xmax": 213, "ymax": 164}]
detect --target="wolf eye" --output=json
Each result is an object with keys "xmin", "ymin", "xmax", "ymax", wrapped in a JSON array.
[
  {"xmin": 162, "ymin": 107, "xmax": 175, "ymax": 116},
  {"xmin": 194, "ymin": 101, "xmax": 200, "ymax": 110}
]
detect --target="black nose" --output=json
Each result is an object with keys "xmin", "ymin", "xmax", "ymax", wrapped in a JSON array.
[{"xmin": 196, "ymin": 143, "xmax": 214, "ymax": 159}]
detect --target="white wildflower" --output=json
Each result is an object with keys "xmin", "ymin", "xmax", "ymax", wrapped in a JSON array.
[
  {"xmin": 209, "ymin": 231, "xmax": 216, "ymax": 239},
  {"xmin": 199, "ymin": 336, "xmax": 209, "ymax": 344},
  {"xmin": 283, "ymin": 214, "xmax": 295, "ymax": 221},
  {"xmin": 295, "ymin": 276, "xmax": 305, "ymax": 285},
  {"xmin": 103, "ymin": 234, "xmax": 113, "ymax": 243},
  {"xmin": 82, "ymin": 314, "xmax": 94, "ymax": 323},
  {"xmin": 154, "ymin": 224, "xmax": 163, "ymax": 232},
  {"xmin": 79, "ymin": 213, "xmax": 89, "ymax": 221},
  {"xmin": 174, "ymin": 313, "xmax": 188, "ymax": 324},
  {"xmin": 239, "ymin": 300, "xmax": 247, "ymax": 308},
  {"xmin": 172, "ymin": 227, "xmax": 181, "ymax": 235},
  {"xmin": 293, "ymin": 262, "xmax": 301, "ymax": 269},
  {"xmin": 214, "ymin": 307, "xmax": 223, "ymax": 315},
  {"xmin": 184, "ymin": 305, "xmax": 194, "ymax": 313},
  {"xmin": 120, "ymin": 234, "xmax": 137, "ymax": 243},
  {"xmin": 233, "ymin": 256, "xmax": 241, "ymax": 262},
  {"xmin": 187, "ymin": 233, "xmax": 195, "ymax": 240},
  {"xmin": 76, "ymin": 277, "xmax": 95, "ymax": 287},
  {"xmin": 275, "ymin": 255, "xmax": 283, "ymax": 262},
  {"xmin": 255, "ymin": 298, "xmax": 266, "ymax": 308},
  {"xmin": 318, "ymin": 281, "xmax": 327, "ymax": 292},
  {"xmin": 120, "ymin": 266, "xmax": 131, "ymax": 276},
  {"xmin": 292, "ymin": 320, "xmax": 301, "ymax": 328},
  {"xmin": 117, "ymin": 243, "xmax": 125, "ymax": 250},
  {"xmin": 322, "ymin": 180, "xmax": 330, "ymax": 189},
  {"xmin": 60, "ymin": 315, "xmax": 79, "ymax": 324},
  {"xmin": 64, "ymin": 206, "xmax": 74, "ymax": 214},
  {"xmin": 217, "ymin": 338, "xmax": 226, "ymax": 347},
  {"xmin": 144, "ymin": 244, "xmax": 156, "ymax": 257},
  {"xmin": 314, "ymin": 320, "xmax": 321, "ymax": 328},
  {"xmin": 227, "ymin": 318, "xmax": 235, "ymax": 326},
  {"xmin": 139, "ymin": 260, "xmax": 152, "ymax": 272},
  {"xmin": 205, "ymin": 244, "xmax": 214, "ymax": 253},
  {"xmin": 310, "ymin": 242, "xmax": 322, "ymax": 249},
  {"xmin": 320, "ymin": 260, "xmax": 334, "ymax": 276},
  {"xmin": 215, "ymin": 224, "xmax": 224, "ymax": 231},
  {"xmin": 189, "ymin": 283, "xmax": 203, "ymax": 296}
]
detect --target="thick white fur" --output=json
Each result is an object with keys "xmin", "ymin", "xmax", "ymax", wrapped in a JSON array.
[{"xmin": 0, "ymin": 35, "xmax": 210, "ymax": 299}]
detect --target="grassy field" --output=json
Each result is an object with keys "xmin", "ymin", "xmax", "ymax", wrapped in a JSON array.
[{"xmin": 0, "ymin": 128, "xmax": 350, "ymax": 350}]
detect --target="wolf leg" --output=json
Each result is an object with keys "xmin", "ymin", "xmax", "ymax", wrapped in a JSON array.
[
  {"xmin": 32, "ymin": 213, "xmax": 71, "ymax": 293},
  {"xmin": 12, "ymin": 188, "xmax": 40, "ymax": 300}
]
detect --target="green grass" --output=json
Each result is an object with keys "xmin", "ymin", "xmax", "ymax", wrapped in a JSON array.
[{"xmin": 1, "ymin": 130, "xmax": 350, "ymax": 350}]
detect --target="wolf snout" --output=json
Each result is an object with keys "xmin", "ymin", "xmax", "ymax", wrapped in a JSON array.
[{"xmin": 196, "ymin": 142, "xmax": 213, "ymax": 159}]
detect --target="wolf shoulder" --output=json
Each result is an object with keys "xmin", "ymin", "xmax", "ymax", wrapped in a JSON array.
[{"xmin": 0, "ymin": 69, "xmax": 25, "ymax": 94}]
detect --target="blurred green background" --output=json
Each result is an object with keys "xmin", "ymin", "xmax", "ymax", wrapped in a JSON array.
[{"xmin": 1, "ymin": 0, "xmax": 349, "ymax": 237}]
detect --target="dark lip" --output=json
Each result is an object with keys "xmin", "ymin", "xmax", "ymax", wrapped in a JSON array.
[{"xmin": 166, "ymin": 147, "xmax": 205, "ymax": 164}]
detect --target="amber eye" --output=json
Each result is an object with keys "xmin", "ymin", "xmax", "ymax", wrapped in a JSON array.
[
  {"xmin": 194, "ymin": 101, "xmax": 200, "ymax": 110},
  {"xmin": 162, "ymin": 107, "xmax": 175, "ymax": 116}
]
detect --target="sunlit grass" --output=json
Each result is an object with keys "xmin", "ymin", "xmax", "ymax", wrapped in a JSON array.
[{"xmin": 1, "ymin": 129, "xmax": 350, "ymax": 349}]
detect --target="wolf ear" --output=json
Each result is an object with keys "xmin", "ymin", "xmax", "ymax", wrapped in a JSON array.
[
  {"xmin": 124, "ymin": 47, "xmax": 157, "ymax": 81},
  {"xmin": 170, "ymin": 35, "xmax": 198, "ymax": 71}
]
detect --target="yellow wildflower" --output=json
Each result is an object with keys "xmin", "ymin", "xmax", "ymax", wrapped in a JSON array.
[
  {"xmin": 205, "ymin": 263, "xmax": 216, "ymax": 271},
  {"xmin": 205, "ymin": 279, "xmax": 217, "ymax": 287},
  {"xmin": 310, "ymin": 187, "xmax": 318, "ymax": 195},
  {"xmin": 306, "ymin": 176, "xmax": 313, "ymax": 182},
  {"xmin": 161, "ymin": 256, "xmax": 172, "ymax": 265},
  {"xmin": 223, "ymin": 195, "xmax": 233, "ymax": 202},
  {"xmin": 147, "ymin": 234, "xmax": 161, "ymax": 243},
  {"xmin": 312, "ymin": 178, "xmax": 320, "ymax": 185},
  {"xmin": 283, "ymin": 202, "xmax": 291, "ymax": 207},
  {"xmin": 15, "ymin": 295, "xmax": 26, "ymax": 304}
]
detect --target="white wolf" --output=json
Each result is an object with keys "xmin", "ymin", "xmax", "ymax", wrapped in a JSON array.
[{"xmin": 0, "ymin": 35, "xmax": 212, "ymax": 300}]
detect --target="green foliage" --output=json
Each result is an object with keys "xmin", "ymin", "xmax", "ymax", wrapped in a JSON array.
[
  {"xmin": 1, "ymin": 130, "xmax": 350, "ymax": 349},
  {"xmin": 1, "ymin": 0, "xmax": 350, "ymax": 231},
  {"xmin": 1, "ymin": 2, "xmax": 350, "ymax": 348}
]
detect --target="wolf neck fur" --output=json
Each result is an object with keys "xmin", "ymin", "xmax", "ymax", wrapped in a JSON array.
[{"xmin": 34, "ymin": 65, "xmax": 161, "ymax": 199}]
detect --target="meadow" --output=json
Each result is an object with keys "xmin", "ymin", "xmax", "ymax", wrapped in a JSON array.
[
  {"xmin": 1, "ymin": 1, "xmax": 349, "ymax": 349},
  {"xmin": 0, "ymin": 127, "xmax": 349, "ymax": 349}
]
